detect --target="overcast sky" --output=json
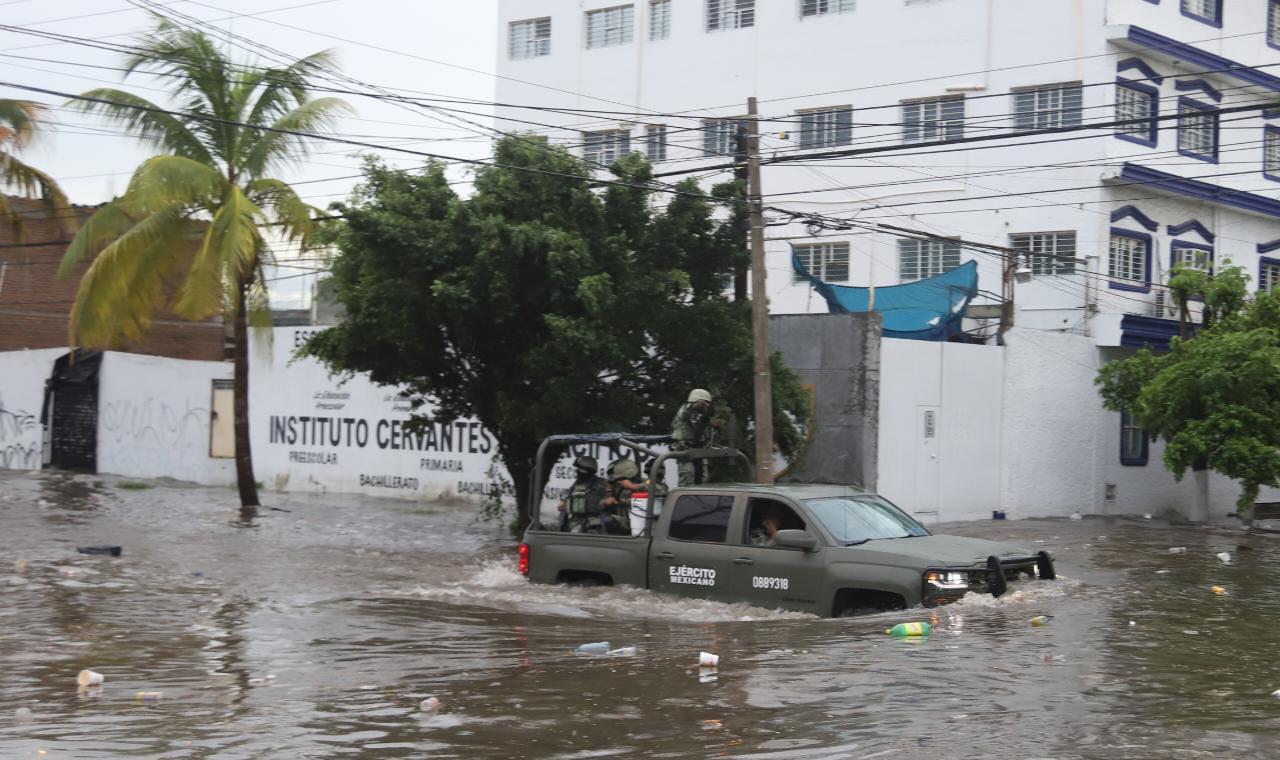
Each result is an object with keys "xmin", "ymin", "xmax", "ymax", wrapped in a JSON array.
[{"xmin": 0, "ymin": 0, "xmax": 499, "ymax": 307}]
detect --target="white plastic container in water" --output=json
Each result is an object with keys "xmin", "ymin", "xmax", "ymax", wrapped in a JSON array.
[{"xmin": 628, "ymin": 493, "xmax": 664, "ymax": 537}]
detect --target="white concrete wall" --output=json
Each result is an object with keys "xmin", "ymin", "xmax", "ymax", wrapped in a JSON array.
[
  {"xmin": 878, "ymin": 338, "xmax": 1004, "ymax": 524},
  {"xmin": 0, "ymin": 348, "xmax": 62, "ymax": 470},
  {"xmin": 96, "ymin": 352, "xmax": 234, "ymax": 486}
]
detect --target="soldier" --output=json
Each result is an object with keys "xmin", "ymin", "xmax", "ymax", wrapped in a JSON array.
[
  {"xmin": 671, "ymin": 388, "xmax": 714, "ymax": 486},
  {"xmin": 557, "ymin": 455, "xmax": 610, "ymax": 533},
  {"xmin": 604, "ymin": 458, "xmax": 645, "ymax": 535}
]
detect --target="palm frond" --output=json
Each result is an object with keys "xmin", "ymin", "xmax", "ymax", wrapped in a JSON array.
[
  {"xmin": 59, "ymin": 200, "xmax": 138, "ymax": 278},
  {"xmin": 245, "ymin": 177, "xmax": 322, "ymax": 245},
  {"xmin": 175, "ymin": 184, "xmax": 262, "ymax": 317},
  {"xmin": 0, "ymin": 99, "xmax": 47, "ymax": 150},
  {"xmin": 241, "ymin": 97, "xmax": 352, "ymax": 178},
  {"xmin": 239, "ymin": 49, "xmax": 339, "ymax": 129},
  {"xmin": 123, "ymin": 154, "xmax": 226, "ymax": 212},
  {"xmin": 0, "ymin": 151, "xmax": 73, "ymax": 237},
  {"xmin": 67, "ymin": 88, "xmax": 212, "ymax": 165}
]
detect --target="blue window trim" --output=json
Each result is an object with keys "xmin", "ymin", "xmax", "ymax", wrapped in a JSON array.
[
  {"xmin": 1110, "ymin": 204, "xmax": 1159, "ymax": 231},
  {"xmin": 1170, "ymin": 239, "xmax": 1214, "ymax": 275},
  {"xmin": 1127, "ymin": 27, "xmax": 1280, "ymax": 93},
  {"xmin": 1180, "ymin": 0, "xmax": 1222, "ymax": 28},
  {"xmin": 1270, "ymin": 0, "xmax": 1280, "ymax": 52},
  {"xmin": 1261, "ymin": 255, "xmax": 1280, "ymax": 289},
  {"xmin": 1174, "ymin": 78, "xmax": 1224, "ymax": 103},
  {"xmin": 1265, "ymin": 124, "xmax": 1280, "ymax": 183},
  {"xmin": 1117, "ymin": 57, "xmax": 1164, "ymax": 85},
  {"xmin": 1121, "ymin": 163, "xmax": 1280, "ymax": 218},
  {"xmin": 1120, "ymin": 410, "xmax": 1150, "ymax": 466},
  {"xmin": 1177, "ymin": 96, "xmax": 1219, "ymax": 164},
  {"xmin": 1166, "ymin": 219, "xmax": 1214, "ymax": 242},
  {"xmin": 1109, "ymin": 228, "xmax": 1154, "ymax": 293},
  {"xmin": 1115, "ymin": 78, "xmax": 1160, "ymax": 147},
  {"xmin": 1259, "ymin": 239, "xmax": 1280, "ymax": 254}
]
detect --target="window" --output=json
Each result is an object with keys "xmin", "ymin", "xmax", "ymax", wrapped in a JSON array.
[
  {"xmin": 650, "ymin": 0, "xmax": 671, "ymax": 40},
  {"xmin": 586, "ymin": 5, "xmax": 634, "ymax": 49},
  {"xmin": 798, "ymin": 107, "xmax": 852, "ymax": 149},
  {"xmin": 1120, "ymin": 410, "xmax": 1148, "ymax": 466},
  {"xmin": 1177, "ymin": 99, "xmax": 1217, "ymax": 162},
  {"xmin": 645, "ymin": 125, "xmax": 667, "ymax": 161},
  {"xmin": 1271, "ymin": 0, "xmax": 1280, "ymax": 48},
  {"xmin": 1181, "ymin": 0, "xmax": 1221, "ymax": 26},
  {"xmin": 801, "ymin": 0, "xmax": 855, "ymax": 17},
  {"xmin": 1266, "ymin": 126, "xmax": 1280, "ymax": 179},
  {"xmin": 743, "ymin": 499, "xmax": 805, "ymax": 546},
  {"xmin": 583, "ymin": 129, "xmax": 631, "ymax": 165},
  {"xmin": 902, "ymin": 96, "xmax": 964, "ymax": 144},
  {"xmin": 898, "ymin": 239, "xmax": 961, "ymax": 282},
  {"xmin": 707, "ymin": 0, "xmax": 754, "ymax": 31},
  {"xmin": 509, "ymin": 17, "xmax": 551, "ymax": 59},
  {"xmin": 1115, "ymin": 81, "xmax": 1158, "ymax": 146},
  {"xmin": 1009, "ymin": 232, "xmax": 1076, "ymax": 276},
  {"xmin": 1109, "ymin": 231, "xmax": 1149, "ymax": 286},
  {"xmin": 703, "ymin": 118, "xmax": 745, "ymax": 156},
  {"xmin": 668, "ymin": 494, "xmax": 734, "ymax": 543},
  {"xmin": 792, "ymin": 242, "xmax": 850, "ymax": 282},
  {"xmin": 1261, "ymin": 257, "xmax": 1280, "ymax": 292},
  {"xmin": 1171, "ymin": 243, "xmax": 1211, "ymax": 271},
  {"xmin": 1012, "ymin": 83, "xmax": 1083, "ymax": 131}
]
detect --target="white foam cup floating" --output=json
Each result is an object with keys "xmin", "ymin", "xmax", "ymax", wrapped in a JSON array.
[
  {"xmin": 420, "ymin": 697, "xmax": 442, "ymax": 713},
  {"xmin": 698, "ymin": 652, "xmax": 719, "ymax": 668},
  {"xmin": 77, "ymin": 670, "xmax": 104, "ymax": 687}
]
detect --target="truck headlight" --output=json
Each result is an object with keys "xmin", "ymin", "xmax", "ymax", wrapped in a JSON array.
[{"xmin": 925, "ymin": 570, "xmax": 968, "ymax": 590}]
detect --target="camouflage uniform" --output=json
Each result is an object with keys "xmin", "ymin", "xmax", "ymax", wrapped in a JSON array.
[
  {"xmin": 671, "ymin": 389, "xmax": 714, "ymax": 487},
  {"xmin": 562, "ymin": 475, "xmax": 611, "ymax": 534}
]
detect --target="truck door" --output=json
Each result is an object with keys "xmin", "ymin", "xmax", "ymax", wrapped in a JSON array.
[
  {"xmin": 731, "ymin": 497, "xmax": 823, "ymax": 613},
  {"xmin": 648, "ymin": 493, "xmax": 737, "ymax": 601}
]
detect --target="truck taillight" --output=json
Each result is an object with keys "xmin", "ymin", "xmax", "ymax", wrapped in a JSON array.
[{"xmin": 518, "ymin": 542, "xmax": 530, "ymax": 576}]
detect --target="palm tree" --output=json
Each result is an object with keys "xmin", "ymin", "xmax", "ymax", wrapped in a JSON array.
[
  {"xmin": 0, "ymin": 98, "xmax": 71, "ymax": 238},
  {"xmin": 58, "ymin": 19, "xmax": 350, "ymax": 508}
]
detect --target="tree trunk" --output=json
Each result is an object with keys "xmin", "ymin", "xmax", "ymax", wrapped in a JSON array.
[
  {"xmin": 233, "ymin": 278, "xmax": 260, "ymax": 509},
  {"xmin": 502, "ymin": 434, "xmax": 544, "ymax": 537}
]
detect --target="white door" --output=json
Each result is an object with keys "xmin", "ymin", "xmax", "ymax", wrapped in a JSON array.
[
  {"xmin": 209, "ymin": 380, "xmax": 234, "ymax": 458},
  {"xmin": 914, "ymin": 406, "xmax": 940, "ymax": 523}
]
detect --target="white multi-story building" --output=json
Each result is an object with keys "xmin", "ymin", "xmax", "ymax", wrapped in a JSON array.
[{"xmin": 492, "ymin": 0, "xmax": 1280, "ymax": 518}]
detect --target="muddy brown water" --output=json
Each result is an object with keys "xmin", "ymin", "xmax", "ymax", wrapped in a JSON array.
[{"xmin": 3, "ymin": 471, "xmax": 1280, "ymax": 759}]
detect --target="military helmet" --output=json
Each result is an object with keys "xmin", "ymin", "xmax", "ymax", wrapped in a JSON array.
[
  {"xmin": 687, "ymin": 388, "xmax": 712, "ymax": 404},
  {"xmin": 573, "ymin": 455, "xmax": 598, "ymax": 475},
  {"xmin": 608, "ymin": 459, "xmax": 640, "ymax": 480}
]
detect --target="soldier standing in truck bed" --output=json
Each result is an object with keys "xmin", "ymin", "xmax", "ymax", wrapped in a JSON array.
[{"xmin": 671, "ymin": 388, "xmax": 714, "ymax": 487}]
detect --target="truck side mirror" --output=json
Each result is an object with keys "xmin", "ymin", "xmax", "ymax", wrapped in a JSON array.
[{"xmin": 774, "ymin": 529, "xmax": 818, "ymax": 552}]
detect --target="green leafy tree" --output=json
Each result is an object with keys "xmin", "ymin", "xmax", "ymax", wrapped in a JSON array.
[
  {"xmin": 304, "ymin": 139, "xmax": 809, "ymax": 529},
  {"xmin": 0, "ymin": 99, "xmax": 71, "ymax": 237},
  {"xmin": 1096, "ymin": 265, "xmax": 1280, "ymax": 517},
  {"xmin": 57, "ymin": 20, "xmax": 350, "ymax": 508}
]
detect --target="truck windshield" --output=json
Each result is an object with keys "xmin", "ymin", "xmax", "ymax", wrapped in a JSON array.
[{"xmin": 804, "ymin": 495, "xmax": 930, "ymax": 545}]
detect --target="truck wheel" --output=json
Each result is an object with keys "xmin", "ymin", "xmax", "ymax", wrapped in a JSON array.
[{"xmin": 833, "ymin": 589, "xmax": 906, "ymax": 617}]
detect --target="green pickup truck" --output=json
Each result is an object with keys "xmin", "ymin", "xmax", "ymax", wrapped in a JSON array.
[{"xmin": 519, "ymin": 434, "xmax": 1055, "ymax": 617}]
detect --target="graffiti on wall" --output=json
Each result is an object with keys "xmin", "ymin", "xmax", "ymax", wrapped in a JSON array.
[
  {"xmin": 99, "ymin": 397, "xmax": 211, "ymax": 476},
  {"xmin": 0, "ymin": 396, "xmax": 40, "ymax": 469}
]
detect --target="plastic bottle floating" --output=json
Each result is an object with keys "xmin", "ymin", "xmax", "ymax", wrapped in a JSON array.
[
  {"xmin": 1029, "ymin": 615, "xmax": 1050, "ymax": 627},
  {"xmin": 885, "ymin": 621, "xmax": 932, "ymax": 637}
]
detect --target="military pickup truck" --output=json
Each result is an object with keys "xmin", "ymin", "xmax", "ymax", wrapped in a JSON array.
[{"xmin": 519, "ymin": 434, "xmax": 1055, "ymax": 617}]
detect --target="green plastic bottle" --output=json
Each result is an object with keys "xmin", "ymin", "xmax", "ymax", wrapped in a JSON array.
[{"xmin": 885, "ymin": 621, "xmax": 932, "ymax": 637}]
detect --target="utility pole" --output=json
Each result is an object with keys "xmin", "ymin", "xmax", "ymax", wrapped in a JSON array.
[
  {"xmin": 747, "ymin": 97, "xmax": 774, "ymax": 484},
  {"xmin": 999, "ymin": 251, "xmax": 1015, "ymax": 345},
  {"xmin": 732, "ymin": 123, "xmax": 749, "ymax": 302}
]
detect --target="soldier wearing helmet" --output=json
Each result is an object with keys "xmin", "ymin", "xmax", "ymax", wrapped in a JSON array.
[
  {"xmin": 671, "ymin": 388, "xmax": 715, "ymax": 486},
  {"xmin": 603, "ymin": 458, "xmax": 645, "ymax": 534},
  {"xmin": 557, "ymin": 454, "xmax": 611, "ymax": 533}
]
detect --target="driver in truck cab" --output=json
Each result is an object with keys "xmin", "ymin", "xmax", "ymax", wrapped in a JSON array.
[{"xmin": 558, "ymin": 455, "xmax": 628, "ymax": 534}]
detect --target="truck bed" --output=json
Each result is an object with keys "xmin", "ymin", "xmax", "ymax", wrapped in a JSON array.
[{"xmin": 522, "ymin": 530, "xmax": 652, "ymax": 587}]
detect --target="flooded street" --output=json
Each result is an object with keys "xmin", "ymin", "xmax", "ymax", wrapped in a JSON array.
[{"xmin": 3, "ymin": 472, "xmax": 1280, "ymax": 759}]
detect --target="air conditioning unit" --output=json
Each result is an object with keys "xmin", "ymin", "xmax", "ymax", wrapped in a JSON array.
[{"xmin": 1154, "ymin": 290, "xmax": 1179, "ymax": 320}]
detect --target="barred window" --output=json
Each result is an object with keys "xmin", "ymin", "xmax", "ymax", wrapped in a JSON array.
[
  {"xmin": 902, "ymin": 96, "xmax": 964, "ymax": 144},
  {"xmin": 1172, "ymin": 244, "xmax": 1210, "ymax": 271},
  {"xmin": 798, "ymin": 107, "xmax": 852, "ymax": 148},
  {"xmin": 1012, "ymin": 83, "xmax": 1083, "ymax": 131},
  {"xmin": 1109, "ymin": 233, "xmax": 1148, "ymax": 284},
  {"xmin": 801, "ymin": 0, "xmax": 855, "ymax": 17},
  {"xmin": 1182, "ymin": 0, "xmax": 1221, "ymax": 25},
  {"xmin": 898, "ymin": 239, "xmax": 961, "ymax": 282},
  {"xmin": 1120, "ymin": 410, "xmax": 1148, "ymax": 465},
  {"xmin": 792, "ymin": 242, "xmax": 850, "ymax": 282},
  {"xmin": 583, "ymin": 129, "xmax": 631, "ymax": 165},
  {"xmin": 586, "ymin": 5, "xmax": 634, "ymax": 49},
  {"xmin": 703, "ymin": 118, "xmax": 745, "ymax": 156},
  {"xmin": 1270, "ymin": 0, "xmax": 1280, "ymax": 47},
  {"xmin": 707, "ymin": 0, "xmax": 754, "ymax": 31},
  {"xmin": 1177, "ymin": 100, "xmax": 1217, "ymax": 160},
  {"xmin": 1265, "ymin": 128, "xmax": 1280, "ymax": 175},
  {"xmin": 509, "ymin": 17, "xmax": 551, "ymax": 59},
  {"xmin": 650, "ymin": 0, "xmax": 671, "ymax": 39},
  {"xmin": 1009, "ymin": 232, "xmax": 1076, "ymax": 276},
  {"xmin": 1115, "ymin": 83, "xmax": 1157, "ymax": 144},
  {"xmin": 1261, "ymin": 260, "xmax": 1280, "ymax": 292},
  {"xmin": 645, "ymin": 125, "xmax": 667, "ymax": 162}
]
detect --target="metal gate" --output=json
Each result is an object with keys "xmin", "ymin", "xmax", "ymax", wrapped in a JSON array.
[{"xmin": 41, "ymin": 350, "xmax": 102, "ymax": 471}]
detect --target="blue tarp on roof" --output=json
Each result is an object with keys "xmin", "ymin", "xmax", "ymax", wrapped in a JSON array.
[{"xmin": 792, "ymin": 254, "xmax": 979, "ymax": 341}]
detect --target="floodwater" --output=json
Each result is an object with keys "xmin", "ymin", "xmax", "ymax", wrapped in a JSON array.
[{"xmin": 3, "ymin": 472, "xmax": 1280, "ymax": 759}]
